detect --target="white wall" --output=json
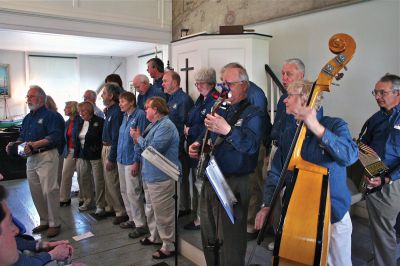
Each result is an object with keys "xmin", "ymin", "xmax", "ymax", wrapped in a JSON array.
[
  {"xmin": 79, "ymin": 55, "xmax": 126, "ymax": 92},
  {"xmin": 125, "ymin": 45, "xmax": 169, "ymax": 92},
  {"xmin": 0, "ymin": 50, "xmax": 126, "ymax": 118},
  {"xmin": 249, "ymin": 0, "xmax": 400, "ymax": 136}
]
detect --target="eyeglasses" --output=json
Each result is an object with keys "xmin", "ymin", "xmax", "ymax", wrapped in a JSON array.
[
  {"xmin": 222, "ymin": 81, "xmax": 244, "ymax": 88},
  {"xmin": 287, "ymin": 93, "xmax": 302, "ymax": 98},
  {"xmin": 371, "ymin": 90, "xmax": 393, "ymax": 97}
]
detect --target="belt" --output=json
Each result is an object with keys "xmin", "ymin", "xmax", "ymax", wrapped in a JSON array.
[
  {"xmin": 102, "ymin": 142, "xmax": 111, "ymax": 146},
  {"xmin": 32, "ymin": 147, "xmax": 54, "ymax": 154}
]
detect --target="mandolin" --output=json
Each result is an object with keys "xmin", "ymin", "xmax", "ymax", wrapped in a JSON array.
[{"xmin": 195, "ymin": 86, "xmax": 228, "ymax": 181}]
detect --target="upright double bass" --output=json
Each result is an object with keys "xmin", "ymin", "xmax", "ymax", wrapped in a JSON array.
[{"xmin": 263, "ymin": 33, "xmax": 356, "ymax": 265}]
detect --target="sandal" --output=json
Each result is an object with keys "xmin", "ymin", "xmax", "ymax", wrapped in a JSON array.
[
  {"xmin": 140, "ymin": 237, "xmax": 162, "ymax": 246},
  {"xmin": 152, "ymin": 249, "xmax": 175, "ymax": 259}
]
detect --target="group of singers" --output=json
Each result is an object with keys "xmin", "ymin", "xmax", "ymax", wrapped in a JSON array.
[{"xmin": 5, "ymin": 56, "xmax": 400, "ymax": 266}]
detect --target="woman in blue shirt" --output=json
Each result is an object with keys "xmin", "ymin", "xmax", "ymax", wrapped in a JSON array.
[
  {"xmin": 131, "ymin": 96, "xmax": 180, "ymax": 260},
  {"xmin": 183, "ymin": 67, "xmax": 218, "ymax": 230},
  {"xmin": 255, "ymin": 80, "xmax": 358, "ymax": 265},
  {"xmin": 116, "ymin": 92, "xmax": 148, "ymax": 237}
]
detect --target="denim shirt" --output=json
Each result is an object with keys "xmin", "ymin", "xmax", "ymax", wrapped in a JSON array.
[
  {"xmin": 137, "ymin": 85, "xmax": 166, "ymax": 110},
  {"xmin": 137, "ymin": 116, "xmax": 181, "ymax": 183},
  {"xmin": 247, "ymin": 81, "xmax": 272, "ymax": 149},
  {"xmin": 167, "ymin": 88, "xmax": 194, "ymax": 138},
  {"xmin": 209, "ymin": 99, "xmax": 265, "ymax": 175},
  {"xmin": 117, "ymin": 108, "xmax": 148, "ymax": 165},
  {"xmin": 263, "ymin": 113, "xmax": 358, "ymax": 223},
  {"xmin": 102, "ymin": 103, "xmax": 123, "ymax": 162},
  {"xmin": 19, "ymin": 106, "xmax": 63, "ymax": 150},
  {"xmin": 360, "ymin": 104, "xmax": 400, "ymax": 181}
]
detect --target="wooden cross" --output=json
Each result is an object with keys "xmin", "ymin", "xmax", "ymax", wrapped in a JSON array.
[{"xmin": 180, "ymin": 58, "xmax": 194, "ymax": 94}]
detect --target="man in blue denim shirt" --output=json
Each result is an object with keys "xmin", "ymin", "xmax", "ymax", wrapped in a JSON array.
[
  {"xmin": 189, "ymin": 63, "xmax": 265, "ymax": 266},
  {"xmin": 101, "ymin": 82, "xmax": 128, "ymax": 225},
  {"xmin": 134, "ymin": 74, "xmax": 166, "ymax": 110},
  {"xmin": 360, "ymin": 74, "xmax": 400, "ymax": 266},
  {"xmin": 6, "ymin": 85, "xmax": 63, "ymax": 238},
  {"xmin": 255, "ymin": 80, "xmax": 358, "ymax": 265},
  {"xmin": 163, "ymin": 70, "xmax": 194, "ymax": 217}
]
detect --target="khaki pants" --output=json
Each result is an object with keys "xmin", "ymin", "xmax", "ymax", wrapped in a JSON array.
[
  {"xmin": 101, "ymin": 146, "xmax": 125, "ymax": 216},
  {"xmin": 26, "ymin": 149, "xmax": 60, "ymax": 227},
  {"xmin": 59, "ymin": 149, "xmax": 76, "ymax": 202},
  {"xmin": 366, "ymin": 180, "xmax": 400, "ymax": 266},
  {"xmin": 117, "ymin": 163, "xmax": 146, "ymax": 227},
  {"xmin": 77, "ymin": 158, "xmax": 105, "ymax": 208},
  {"xmin": 143, "ymin": 179, "xmax": 175, "ymax": 252}
]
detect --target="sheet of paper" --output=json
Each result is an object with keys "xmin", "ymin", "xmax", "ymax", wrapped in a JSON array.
[{"xmin": 73, "ymin": 231, "xmax": 94, "ymax": 241}]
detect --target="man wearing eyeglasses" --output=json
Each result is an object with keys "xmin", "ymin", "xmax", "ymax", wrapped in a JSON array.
[
  {"xmin": 5, "ymin": 85, "xmax": 63, "ymax": 238},
  {"xmin": 188, "ymin": 63, "xmax": 265, "ymax": 266},
  {"xmin": 359, "ymin": 74, "xmax": 400, "ymax": 266}
]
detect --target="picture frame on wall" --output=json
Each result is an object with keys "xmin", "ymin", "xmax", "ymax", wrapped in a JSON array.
[{"xmin": 0, "ymin": 64, "xmax": 10, "ymax": 97}]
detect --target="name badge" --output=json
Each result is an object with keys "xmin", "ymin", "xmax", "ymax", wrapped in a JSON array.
[{"xmin": 235, "ymin": 119, "xmax": 243, "ymax": 127}]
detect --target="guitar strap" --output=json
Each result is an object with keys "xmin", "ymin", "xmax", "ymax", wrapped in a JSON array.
[{"xmin": 213, "ymin": 100, "xmax": 251, "ymax": 147}]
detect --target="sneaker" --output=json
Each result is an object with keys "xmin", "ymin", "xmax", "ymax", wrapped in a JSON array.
[
  {"xmin": 120, "ymin": 221, "xmax": 135, "ymax": 229},
  {"xmin": 113, "ymin": 215, "xmax": 129, "ymax": 225},
  {"xmin": 128, "ymin": 226, "xmax": 150, "ymax": 239},
  {"xmin": 47, "ymin": 226, "xmax": 61, "ymax": 238}
]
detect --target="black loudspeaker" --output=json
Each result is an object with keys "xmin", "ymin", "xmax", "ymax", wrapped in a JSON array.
[{"xmin": 0, "ymin": 127, "xmax": 26, "ymax": 180}]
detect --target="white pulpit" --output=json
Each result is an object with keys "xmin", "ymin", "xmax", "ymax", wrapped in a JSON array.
[{"xmin": 171, "ymin": 33, "xmax": 272, "ymax": 100}]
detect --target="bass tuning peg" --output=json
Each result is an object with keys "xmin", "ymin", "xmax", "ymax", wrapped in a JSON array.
[{"xmin": 335, "ymin": 72, "xmax": 344, "ymax": 80}]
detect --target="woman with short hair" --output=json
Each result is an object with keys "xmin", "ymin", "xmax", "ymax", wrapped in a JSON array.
[
  {"xmin": 74, "ymin": 101, "xmax": 105, "ymax": 214},
  {"xmin": 130, "ymin": 96, "xmax": 180, "ymax": 259},
  {"xmin": 117, "ymin": 92, "xmax": 148, "ymax": 237},
  {"xmin": 59, "ymin": 101, "xmax": 79, "ymax": 206}
]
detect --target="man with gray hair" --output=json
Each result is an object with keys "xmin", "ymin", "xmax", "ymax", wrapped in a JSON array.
[
  {"xmin": 360, "ymin": 74, "xmax": 400, "ymax": 266},
  {"xmin": 83, "ymin": 89, "xmax": 104, "ymax": 118},
  {"xmin": 189, "ymin": 63, "xmax": 265, "ymax": 265},
  {"xmin": 133, "ymin": 74, "xmax": 166, "ymax": 110},
  {"xmin": 100, "ymin": 82, "xmax": 129, "ymax": 225},
  {"xmin": 6, "ymin": 85, "xmax": 63, "ymax": 238}
]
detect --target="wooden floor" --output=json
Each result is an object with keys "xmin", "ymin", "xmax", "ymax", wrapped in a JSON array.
[
  {"xmin": 4, "ymin": 179, "xmax": 194, "ymax": 266},
  {"xmin": 3, "ymin": 177, "xmax": 400, "ymax": 266}
]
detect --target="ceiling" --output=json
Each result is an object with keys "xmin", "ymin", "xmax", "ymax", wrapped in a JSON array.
[{"xmin": 0, "ymin": 28, "xmax": 158, "ymax": 57}]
